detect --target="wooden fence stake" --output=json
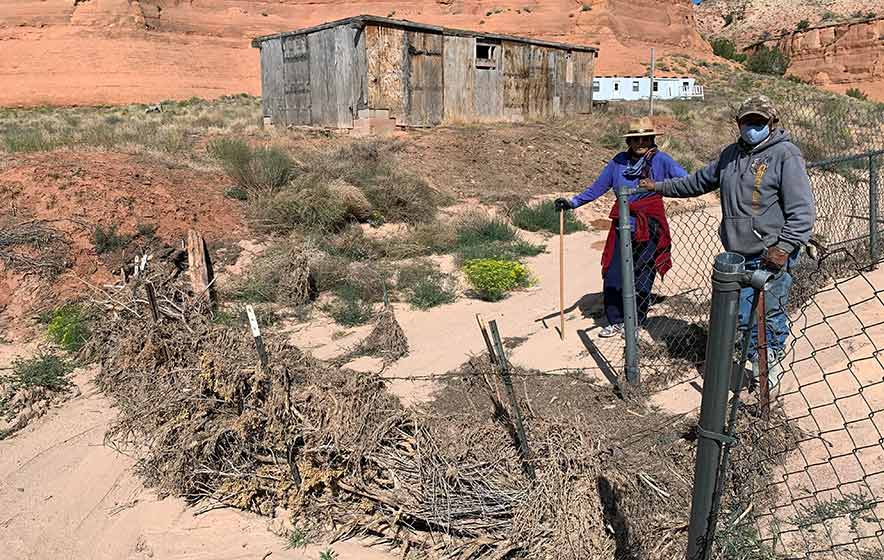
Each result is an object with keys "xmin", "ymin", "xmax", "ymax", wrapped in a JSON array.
[
  {"xmin": 488, "ymin": 319, "xmax": 535, "ymax": 480},
  {"xmin": 187, "ymin": 229, "xmax": 213, "ymax": 304},
  {"xmin": 145, "ymin": 281, "xmax": 160, "ymax": 322},
  {"xmin": 246, "ymin": 305, "xmax": 268, "ymax": 368}
]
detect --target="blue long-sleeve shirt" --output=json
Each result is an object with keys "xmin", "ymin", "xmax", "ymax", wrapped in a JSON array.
[{"xmin": 570, "ymin": 151, "xmax": 688, "ymax": 209}]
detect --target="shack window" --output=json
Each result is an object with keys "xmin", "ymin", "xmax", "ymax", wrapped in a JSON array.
[
  {"xmin": 592, "ymin": 80, "xmax": 600, "ymax": 92},
  {"xmin": 565, "ymin": 53, "xmax": 574, "ymax": 84},
  {"xmin": 653, "ymin": 81, "xmax": 659, "ymax": 92},
  {"xmin": 476, "ymin": 41, "xmax": 498, "ymax": 69},
  {"xmin": 614, "ymin": 82, "xmax": 620, "ymax": 92},
  {"xmin": 683, "ymin": 80, "xmax": 690, "ymax": 88},
  {"xmin": 632, "ymin": 81, "xmax": 640, "ymax": 92}
]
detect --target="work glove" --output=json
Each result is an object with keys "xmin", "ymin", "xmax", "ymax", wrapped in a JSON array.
[
  {"xmin": 762, "ymin": 245, "xmax": 790, "ymax": 271},
  {"xmin": 554, "ymin": 197, "xmax": 573, "ymax": 211},
  {"xmin": 638, "ymin": 178, "xmax": 658, "ymax": 192}
]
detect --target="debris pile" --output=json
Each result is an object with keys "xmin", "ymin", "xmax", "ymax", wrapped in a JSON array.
[{"xmin": 84, "ymin": 255, "xmax": 798, "ymax": 559}]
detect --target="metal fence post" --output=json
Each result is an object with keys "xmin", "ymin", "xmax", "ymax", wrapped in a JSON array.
[
  {"xmin": 686, "ymin": 252, "xmax": 746, "ymax": 560},
  {"xmin": 869, "ymin": 154, "xmax": 879, "ymax": 268},
  {"xmin": 617, "ymin": 187, "xmax": 640, "ymax": 385}
]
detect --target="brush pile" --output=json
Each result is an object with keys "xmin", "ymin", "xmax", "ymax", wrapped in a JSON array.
[
  {"xmin": 85, "ymin": 257, "xmax": 798, "ymax": 560},
  {"xmin": 0, "ymin": 216, "xmax": 69, "ymax": 278}
]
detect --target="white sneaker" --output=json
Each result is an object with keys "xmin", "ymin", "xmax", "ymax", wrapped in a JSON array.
[
  {"xmin": 599, "ymin": 323, "xmax": 624, "ymax": 338},
  {"xmin": 751, "ymin": 349, "xmax": 784, "ymax": 396}
]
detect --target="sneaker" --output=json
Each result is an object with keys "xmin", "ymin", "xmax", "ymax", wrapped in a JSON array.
[
  {"xmin": 751, "ymin": 349, "xmax": 784, "ymax": 397},
  {"xmin": 599, "ymin": 323, "xmax": 624, "ymax": 338}
]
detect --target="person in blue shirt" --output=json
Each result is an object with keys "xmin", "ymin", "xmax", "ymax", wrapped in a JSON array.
[{"xmin": 555, "ymin": 117, "xmax": 688, "ymax": 338}]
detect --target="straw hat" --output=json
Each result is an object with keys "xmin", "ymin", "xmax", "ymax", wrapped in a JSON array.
[{"xmin": 622, "ymin": 117, "xmax": 662, "ymax": 138}]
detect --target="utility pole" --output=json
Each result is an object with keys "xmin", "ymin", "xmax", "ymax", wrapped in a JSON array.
[{"xmin": 649, "ymin": 47, "xmax": 655, "ymax": 116}]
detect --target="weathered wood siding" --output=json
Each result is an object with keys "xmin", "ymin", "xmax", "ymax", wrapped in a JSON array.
[
  {"xmin": 281, "ymin": 35, "xmax": 310, "ymax": 125},
  {"xmin": 442, "ymin": 36, "xmax": 475, "ymax": 123},
  {"xmin": 574, "ymin": 50, "xmax": 595, "ymax": 113},
  {"xmin": 405, "ymin": 31, "xmax": 444, "ymax": 126},
  {"xmin": 260, "ymin": 37, "xmax": 286, "ymax": 123},
  {"xmin": 503, "ymin": 41, "xmax": 529, "ymax": 122},
  {"xmin": 366, "ymin": 25, "xmax": 407, "ymax": 119},
  {"xmin": 474, "ymin": 43, "xmax": 504, "ymax": 121},
  {"xmin": 258, "ymin": 21, "xmax": 595, "ymax": 128},
  {"xmin": 307, "ymin": 26, "xmax": 359, "ymax": 128}
]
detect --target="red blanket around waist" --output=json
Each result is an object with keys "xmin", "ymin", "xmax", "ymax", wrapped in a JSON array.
[{"xmin": 601, "ymin": 194, "xmax": 672, "ymax": 277}]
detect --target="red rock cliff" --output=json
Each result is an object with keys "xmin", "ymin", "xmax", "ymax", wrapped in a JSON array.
[
  {"xmin": 755, "ymin": 18, "xmax": 884, "ymax": 100},
  {"xmin": 0, "ymin": 0, "xmax": 708, "ymax": 106}
]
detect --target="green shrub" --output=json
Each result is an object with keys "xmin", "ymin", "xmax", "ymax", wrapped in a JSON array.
[
  {"xmin": 454, "ymin": 214, "xmax": 544, "ymax": 262},
  {"xmin": 46, "ymin": 304, "xmax": 91, "ymax": 353},
  {"xmin": 747, "ymin": 45, "xmax": 790, "ymax": 76},
  {"xmin": 254, "ymin": 184, "xmax": 350, "ymax": 233},
  {"xmin": 846, "ymin": 88, "xmax": 869, "ymax": 101},
  {"xmin": 136, "ymin": 222, "xmax": 158, "ymax": 239},
  {"xmin": 397, "ymin": 260, "xmax": 457, "ymax": 309},
  {"xmin": 511, "ymin": 200, "xmax": 585, "ymax": 234},
  {"xmin": 92, "ymin": 224, "xmax": 132, "ymax": 254},
  {"xmin": 208, "ymin": 138, "xmax": 295, "ymax": 199},
  {"xmin": 463, "ymin": 259, "xmax": 532, "ymax": 301},
  {"xmin": 324, "ymin": 285, "xmax": 373, "ymax": 326},
  {"xmin": 224, "ymin": 186, "xmax": 248, "ymax": 200},
  {"xmin": 8, "ymin": 353, "xmax": 73, "ymax": 391},
  {"xmin": 3, "ymin": 127, "xmax": 52, "ymax": 153},
  {"xmin": 711, "ymin": 37, "xmax": 747, "ymax": 63}
]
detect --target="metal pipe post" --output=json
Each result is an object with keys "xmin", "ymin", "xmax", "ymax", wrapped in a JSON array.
[
  {"xmin": 870, "ymin": 154, "xmax": 880, "ymax": 268},
  {"xmin": 685, "ymin": 252, "xmax": 746, "ymax": 560},
  {"xmin": 648, "ymin": 47, "xmax": 655, "ymax": 116},
  {"xmin": 617, "ymin": 186, "xmax": 640, "ymax": 385}
]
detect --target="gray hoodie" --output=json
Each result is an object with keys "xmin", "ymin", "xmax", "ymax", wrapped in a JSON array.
[{"xmin": 657, "ymin": 128, "xmax": 816, "ymax": 257}]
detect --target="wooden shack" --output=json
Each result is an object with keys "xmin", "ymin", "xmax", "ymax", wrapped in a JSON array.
[{"xmin": 251, "ymin": 15, "xmax": 599, "ymax": 131}]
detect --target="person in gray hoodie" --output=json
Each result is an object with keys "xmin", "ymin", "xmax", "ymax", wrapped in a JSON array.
[{"xmin": 639, "ymin": 95, "xmax": 816, "ymax": 393}]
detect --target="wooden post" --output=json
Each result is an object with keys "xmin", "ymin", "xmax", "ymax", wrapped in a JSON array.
[
  {"xmin": 648, "ymin": 47, "xmax": 655, "ymax": 116},
  {"xmin": 187, "ymin": 229, "xmax": 213, "ymax": 303},
  {"xmin": 145, "ymin": 281, "xmax": 160, "ymax": 322},
  {"xmin": 475, "ymin": 314, "xmax": 498, "ymax": 364},
  {"xmin": 488, "ymin": 319, "xmax": 535, "ymax": 480},
  {"xmin": 559, "ymin": 210, "xmax": 566, "ymax": 340},
  {"xmin": 246, "ymin": 305, "xmax": 269, "ymax": 368}
]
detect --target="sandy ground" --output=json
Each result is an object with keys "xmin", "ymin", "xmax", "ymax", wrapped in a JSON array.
[{"xmin": 0, "ymin": 348, "xmax": 397, "ymax": 560}]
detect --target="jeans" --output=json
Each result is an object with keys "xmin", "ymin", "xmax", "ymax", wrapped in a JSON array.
[
  {"xmin": 604, "ymin": 220, "xmax": 659, "ymax": 326},
  {"xmin": 737, "ymin": 251, "xmax": 800, "ymax": 362}
]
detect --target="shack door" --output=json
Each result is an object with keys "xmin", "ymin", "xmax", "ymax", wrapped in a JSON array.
[
  {"xmin": 405, "ymin": 32, "xmax": 443, "ymax": 127},
  {"xmin": 281, "ymin": 35, "xmax": 311, "ymax": 125}
]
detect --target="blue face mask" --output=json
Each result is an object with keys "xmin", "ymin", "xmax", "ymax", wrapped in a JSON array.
[{"xmin": 740, "ymin": 123, "xmax": 770, "ymax": 145}]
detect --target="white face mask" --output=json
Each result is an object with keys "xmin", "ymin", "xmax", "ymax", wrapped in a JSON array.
[{"xmin": 740, "ymin": 123, "xmax": 770, "ymax": 145}]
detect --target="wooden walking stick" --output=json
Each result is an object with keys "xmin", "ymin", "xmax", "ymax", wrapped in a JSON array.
[{"xmin": 559, "ymin": 208, "xmax": 566, "ymax": 340}]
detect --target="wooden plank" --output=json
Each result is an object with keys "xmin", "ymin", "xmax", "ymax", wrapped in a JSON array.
[
  {"xmin": 503, "ymin": 41, "xmax": 529, "ymax": 121},
  {"xmin": 475, "ymin": 41, "xmax": 504, "ymax": 121},
  {"xmin": 550, "ymin": 49, "xmax": 565, "ymax": 117},
  {"xmin": 260, "ymin": 38, "xmax": 286, "ymax": 124},
  {"xmin": 405, "ymin": 31, "xmax": 443, "ymax": 126},
  {"xmin": 573, "ymin": 51, "xmax": 595, "ymax": 114},
  {"xmin": 354, "ymin": 26, "xmax": 369, "ymax": 111},
  {"xmin": 442, "ymin": 35, "xmax": 475, "ymax": 123},
  {"xmin": 187, "ymin": 229, "xmax": 213, "ymax": 304},
  {"xmin": 282, "ymin": 35, "xmax": 310, "ymax": 125},
  {"xmin": 366, "ymin": 25, "xmax": 406, "ymax": 120},
  {"xmin": 527, "ymin": 45, "xmax": 550, "ymax": 119},
  {"xmin": 309, "ymin": 29, "xmax": 338, "ymax": 127},
  {"xmin": 333, "ymin": 25, "xmax": 358, "ymax": 128}
]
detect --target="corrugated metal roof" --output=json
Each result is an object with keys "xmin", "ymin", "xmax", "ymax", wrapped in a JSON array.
[{"xmin": 251, "ymin": 14, "xmax": 599, "ymax": 53}]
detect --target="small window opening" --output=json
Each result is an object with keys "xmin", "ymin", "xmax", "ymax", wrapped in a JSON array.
[
  {"xmin": 476, "ymin": 41, "xmax": 498, "ymax": 69},
  {"xmin": 613, "ymin": 82, "xmax": 620, "ymax": 92},
  {"xmin": 592, "ymin": 80, "xmax": 600, "ymax": 92},
  {"xmin": 653, "ymin": 81, "xmax": 659, "ymax": 92},
  {"xmin": 683, "ymin": 81, "xmax": 690, "ymax": 88},
  {"xmin": 632, "ymin": 81, "xmax": 640, "ymax": 92}
]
